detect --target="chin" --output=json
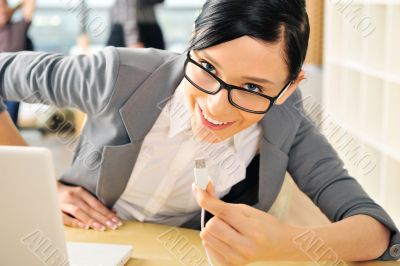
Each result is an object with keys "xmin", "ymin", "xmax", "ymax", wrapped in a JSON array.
[{"xmin": 190, "ymin": 116, "xmax": 234, "ymax": 144}]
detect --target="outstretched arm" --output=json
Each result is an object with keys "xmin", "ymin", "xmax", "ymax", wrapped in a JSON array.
[{"xmin": 0, "ymin": 48, "xmax": 120, "ymax": 116}]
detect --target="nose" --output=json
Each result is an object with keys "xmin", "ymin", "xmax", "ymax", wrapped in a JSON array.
[{"xmin": 206, "ymin": 88, "xmax": 233, "ymax": 117}]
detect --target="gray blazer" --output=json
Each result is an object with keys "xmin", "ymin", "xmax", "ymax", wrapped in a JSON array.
[{"xmin": 0, "ymin": 47, "xmax": 399, "ymax": 260}]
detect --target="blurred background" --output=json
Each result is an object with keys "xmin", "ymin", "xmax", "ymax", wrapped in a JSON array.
[
  {"xmin": 7, "ymin": 0, "xmax": 201, "ymax": 53},
  {"xmin": 3, "ymin": 0, "xmax": 399, "ymax": 228}
]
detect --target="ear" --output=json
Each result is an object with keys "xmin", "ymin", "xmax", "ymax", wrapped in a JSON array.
[{"xmin": 275, "ymin": 70, "xmax": 305, "ymax": 105}]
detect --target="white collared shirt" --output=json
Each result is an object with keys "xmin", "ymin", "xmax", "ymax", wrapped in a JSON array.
[{"xmin": 113, "ymin": 84, "xmax": 263, "ymax": 226}]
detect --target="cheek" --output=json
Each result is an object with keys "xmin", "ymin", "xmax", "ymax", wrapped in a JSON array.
[
  {"xmin": 235, "ymin": 113, "xmax": 264, "ymax": 131},
  {"xmin": 183, "ymin": 80, "xmax": 204, "ymax": 111}
]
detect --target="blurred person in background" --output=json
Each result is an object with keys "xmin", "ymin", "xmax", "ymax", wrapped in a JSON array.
[
  {"xmin": 0, "ymin": 0, "xmax": 35, "ymax": 126},
  {"xmin": 107, "ymin": 0, "xmax": 164, "ymax": 49},
  {"xmin": 69, "ymin": 0, "xmax": 101, "ymax": 56},
  {"xmin": 136, "ymin": 0, "xmax": 165, "ymax": 49}
]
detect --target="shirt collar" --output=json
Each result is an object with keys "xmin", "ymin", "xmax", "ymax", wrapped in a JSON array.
[{"xmin": 167, "ymin": 84, "xmax": 192, "ymax": 138}]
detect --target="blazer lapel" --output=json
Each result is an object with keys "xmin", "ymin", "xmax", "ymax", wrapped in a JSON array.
[
  {"xmin": 255, "ymin": 104, "xmax": 298, "ymax": 212},
  {"xmin": 96, "ymin": 52, "xmax": 186, "ymax": 207},
  {"xmin": 96, "ymin": 48, "xmax": 300, "ymax": 211},
  {"xmin": 120, "ymin": 53, "xmax": 186, "ymax": 142}
]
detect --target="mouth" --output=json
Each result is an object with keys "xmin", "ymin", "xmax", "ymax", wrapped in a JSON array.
[{"xmin": 197, "ymin": 105, "xmax": 236, "ymax": 131}]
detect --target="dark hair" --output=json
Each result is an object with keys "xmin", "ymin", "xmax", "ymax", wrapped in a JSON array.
[{"xmin": 188, "ymin": 0, "xmax": 310, "ymax": 83}]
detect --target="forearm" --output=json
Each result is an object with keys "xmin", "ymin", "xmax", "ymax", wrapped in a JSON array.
[
  {"xmin": 279, "ymin": 214, "xmax": 390, "ymax": 262},
  {"xmin": 0, "ymin": 111, "xmax": 27, "ymax": 146},
  {"xmin": 22, "ymin": 0, "xmax": 36, "ymax": 22},
  {"xmin": 12, "ymin": 2, "xmax": 23, "ymax": 13}
]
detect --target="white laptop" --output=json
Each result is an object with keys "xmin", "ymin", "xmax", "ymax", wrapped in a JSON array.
[{"xmin": 0, "ymin": 146, "xmax": 133, "ymax": 266}]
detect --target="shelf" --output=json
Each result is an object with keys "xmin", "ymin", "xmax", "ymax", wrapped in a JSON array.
[
  {"xmin": 362, "ymin": 5, "xmax": 387, "ymax": 70},
  {"xmin": 341, "ymin": 3, "xmax": 364, "ymax": 63},
  {"xmin": 325, "ymin": 4, "xmax": 345, "ymax": 59},
  {"xmin": 387, "ymin": 5, "xmax": 400, "ymax": 76},
  {"xmin": 361, "ymin": 75, "xmax": 384, "ymax": 140},
  {"xmin": 327, "ymin": 117, "xmax": 400, "ymax": 163},
  {"xmin": 327, "ymin": 58, "xmax": 400, "ymax": 85},
  {"xmin": 385, "ymin": 83, "xmax": 400, "ymax": 150},
  {"xmin": 324, "ymin": 64, "xmax": 343, "ymax": 115},
  {"xmin": 342, "ymin": 70, "xmax": 362, "ymax": 128},
  {"xmin": 324, "ymin": 0, "xmax": 400, "ymax": 227}
]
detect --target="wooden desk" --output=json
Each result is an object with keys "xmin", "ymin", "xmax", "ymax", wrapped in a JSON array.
[{"xmin": 65, "ymin": 221, "xmax": 400, "ymax": 266}]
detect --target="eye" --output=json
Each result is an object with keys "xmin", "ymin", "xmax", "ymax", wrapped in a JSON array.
[
  {"xmin": 200, "ymin": 61, "xmax": 217, "ymax": 74},
  {"xmin": 243, "ymin": 83, "xmax": 262, "ymax": 93}
]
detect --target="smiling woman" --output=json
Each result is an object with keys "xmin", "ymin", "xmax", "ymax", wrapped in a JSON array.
[{"xmin": 0, "ymin": 0, "xmax": 399, "ymax": 265}]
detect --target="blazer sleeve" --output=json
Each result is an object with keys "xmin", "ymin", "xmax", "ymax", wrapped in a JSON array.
[
  {"xmin": 0, "ymin": 47, "xmax": 120, "ymax": 115},
  {"xmin": 287, "ymin": 91, "xmax": 400, "ymax": 261}
]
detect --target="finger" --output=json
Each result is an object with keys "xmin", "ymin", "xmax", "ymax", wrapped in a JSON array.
[
  {"xmin": 62, "ymin": 213, "xmax": 89, "ymax": 229},
  {"xmin": 205, "ymin": 181, "xmax": 216, "ymax": 198},
  {"xmin": 78, "ymin": 187, "xmax": 123, "ymax": 226},
  {"xmin": 203, "ymin": 217, "xmax": 249, "ymax": 249},
  {"xmin": 61, "ymin": 203, "xmax": 106, "ymax": 231},
  {"xmin": 236, "ymin": 203, "xmax": 266, "ymax": 217},
  {"xmin": 77, "ymin": 201, "xmax": 119, "ymax": 230},
  {"xmin": 203, "ymin": 244, "xmax": 230, "ymax": 266},
  {"xmin": 194, "ymin": 184, "xmax": 249, "ymax": 230},
  {"xmin": 202, "ymin": 232, "xmax": 245, "ymax": 266},
  {"xmin": 194, "ymin": 183, "xmax": 229, "ymax": 219}
]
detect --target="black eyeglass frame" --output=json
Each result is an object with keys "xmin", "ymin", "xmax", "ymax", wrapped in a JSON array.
[{"xmin": 184, "ymin": 51, "xmax": 293, "ymax": 114}]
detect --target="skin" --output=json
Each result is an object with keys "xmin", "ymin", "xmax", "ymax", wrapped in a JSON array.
[
  {"xmin": 0, "ymin": 0, "xmax": 35, "ymax": 28},
  {"xmin": 182, "ymin": 36, "xmax": 302, "ymax": 143},
  {"xmin": 128, "ymin": 42, "xmax": 145, "ymax": 48},
  {"xmin": 0, "ymin": 0, "xmax": 122, "ymax": 231},
  {"xmin": 184, "ymin": 36, "xmax": 390, "ymax": 264},
  {"xmin": 0, "ymin": 111, "xmax": 27, "ymax": 145},
  {"xmin": 0, "ymin": 0, "xmax": 12, "ymax": 27},
  {"xmin": 0, "ymin": 32, "xmax": 390, "ymax": 262},
  {"xmin": 193, "ymin": 183, "xmax": 390, "ymax": 265}
]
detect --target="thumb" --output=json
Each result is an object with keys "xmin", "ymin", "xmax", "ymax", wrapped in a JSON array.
[
  {"xmin": 192, "ymin": 182, "xmax": 228, "ymax": 218},
  {"xmin": 205, "ymin": 180, "xmax": 216, "ymax": 197}
]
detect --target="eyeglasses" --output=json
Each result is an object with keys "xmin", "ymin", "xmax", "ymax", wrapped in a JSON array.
[{"xmin": 184, "ymin": 51, "xmax": 292, "ymax": 114}]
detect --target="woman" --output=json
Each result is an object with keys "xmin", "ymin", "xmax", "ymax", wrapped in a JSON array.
[
  {"xmin": 136, "ymin": 0, "xmax": 165, "ymax": 49},
  {"xmin": 107, "ymin": 0, "xmax": 165, "ymax": 49},
  {"xmin": 0, "ymin": 0, "xmax": 399, "ymax": 264},
  {"xmin": 0, "ymin": 0, "xmax": 35, "ymax": 125}
]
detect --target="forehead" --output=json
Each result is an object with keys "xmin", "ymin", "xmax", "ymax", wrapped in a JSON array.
[{"xmin": 198, "ymin": 36, "xmax": 288, "ymax": 84}]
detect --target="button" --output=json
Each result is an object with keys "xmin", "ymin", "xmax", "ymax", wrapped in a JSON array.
[{"xmin": 389, "ymin": 244, "xmax": 400, "ymax": 258}]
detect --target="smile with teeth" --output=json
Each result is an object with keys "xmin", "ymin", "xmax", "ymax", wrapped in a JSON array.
[{"xmin": 201, "ymin": 109, "xmax": 229, "ymax": 125}]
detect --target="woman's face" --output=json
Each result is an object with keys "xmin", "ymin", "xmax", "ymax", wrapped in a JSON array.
[{"xmin": 182, "ymin": 35, "xmax": 303, "ymax": 143}]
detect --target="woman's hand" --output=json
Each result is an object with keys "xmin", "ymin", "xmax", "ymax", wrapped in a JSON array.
[
  {"xmin": 58, "ymin": 182, "xmax": 123, "ymax": 231},
  {"xmin": 192, "ymin": 182, "xmax": 292, "ymax": 266}
]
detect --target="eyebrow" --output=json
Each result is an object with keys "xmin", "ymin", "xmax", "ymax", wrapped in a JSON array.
[{"xmin": 198, "ymin": 50, "xmax": 276, "ymax": 85}]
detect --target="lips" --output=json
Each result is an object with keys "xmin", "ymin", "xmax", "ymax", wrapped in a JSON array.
[{"xmin": 198, "ymin": 106, "xmax": 235, "ymax": 131}]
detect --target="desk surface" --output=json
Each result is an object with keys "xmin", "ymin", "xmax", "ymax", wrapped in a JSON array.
[{"xmin": 65, "ymin": 221, "xmax": 400, "ymax": 266}]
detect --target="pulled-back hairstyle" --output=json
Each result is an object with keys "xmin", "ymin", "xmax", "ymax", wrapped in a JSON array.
[{"xmin": 188, "ymin": 0, "xmax": 310, "ymax": 83}]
